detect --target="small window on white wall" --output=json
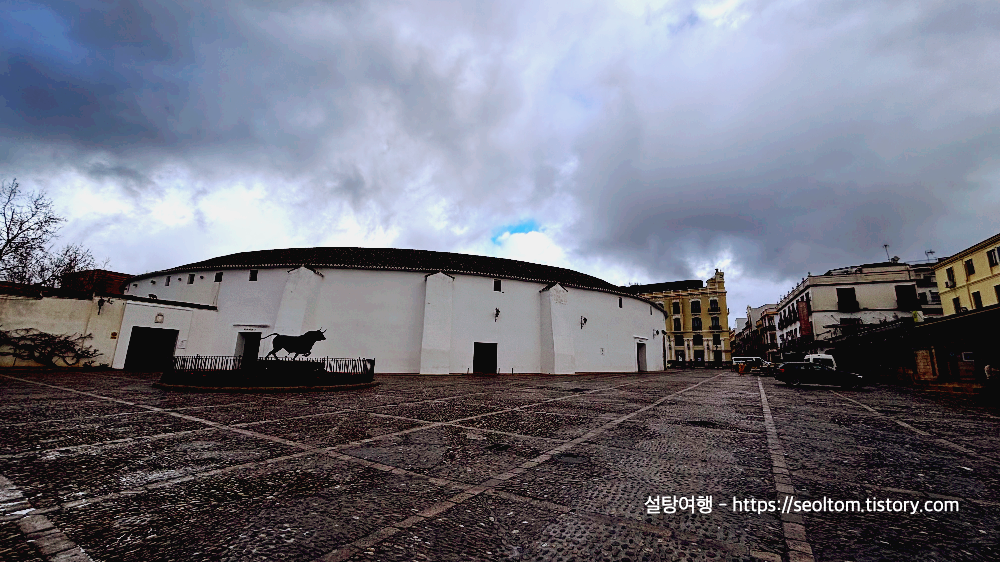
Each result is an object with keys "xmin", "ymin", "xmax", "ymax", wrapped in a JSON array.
[
  {"xmin": 493, "ymin": 279, "xmax": 501, "ymax": 292},
  {"xmin": 618, "ymin": 297, "xmax": 623, "ymax": 308},
  {"xmin": 165, "ymin": 276, "xmax": 170, "ymax": 286},
  {"xmin": 187, "ymin": 274, "xmax": 195, "ymax": 284},
  {"xmin": 249, "ymin": 270, "xmax": 259, "ymax": 281}
]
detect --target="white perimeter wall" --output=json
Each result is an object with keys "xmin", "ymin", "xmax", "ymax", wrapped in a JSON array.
[
  {"xmin": 121, "ymin": 267, "xmax": 666, "ymax": 374},
  {"xmin": 0, "ymin": 295, "xmax": 125, "ymax": 367}
]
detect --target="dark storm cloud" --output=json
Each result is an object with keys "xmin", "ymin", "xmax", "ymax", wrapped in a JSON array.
[
  {"xmin": 1, "ymin": 0, "xmax": 998, "ymax": 304},
  {"xmin": 563, "ymin": 0, "xmax": 1000, "ymax": 285},
  {"xmin": 0, "ymin": 1, "xmax": 203, "ymax": 145}
]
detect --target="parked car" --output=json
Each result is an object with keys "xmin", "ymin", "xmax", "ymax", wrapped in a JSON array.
[
  {"xmin": 804, "ymin": 353, "xmax": 837, "ymax": 370},
  {"xmin": 757, "ymin": 361, "xmax": 778, "ymax": 376},
  {"xmin": 775, "ymin": 362, "xmax": 864, "ymax": 388}
]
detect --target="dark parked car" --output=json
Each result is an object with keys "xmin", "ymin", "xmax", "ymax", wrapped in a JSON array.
[{"xmin": 775, "ymin": 362, "xmax": 864, "ymax": 388}]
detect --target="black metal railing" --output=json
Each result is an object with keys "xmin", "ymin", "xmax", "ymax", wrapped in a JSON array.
[
  {"xmin": 172, "ymin": 355, "xmax": 374, "ymax": 375},
  {"xmin": 174, "ymin": 355, "xmax": 244, "ymax": 371}
]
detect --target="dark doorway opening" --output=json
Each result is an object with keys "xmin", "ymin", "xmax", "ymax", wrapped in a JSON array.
[
  {"xmin": 236, "ymin": 332, "xmax": 262, "ymax": 369},
  {"xmin": 473, "ymin": 342, "xmax": 497, "ymax": 374},
  {"xmin": 636, "ymin": 342, "xmax": 647, "ymax": 372},
  {"xmin": 124, "ymin": 327, "xmax": 179, "ymax": 371}
]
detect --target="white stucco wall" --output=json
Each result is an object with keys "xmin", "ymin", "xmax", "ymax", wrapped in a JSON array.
[
  {"xmin": 120, "ymin": 266, "xmax": 666, "ymax": 374},
  {"xmin": 0, "ymin": 295, "xmax": 125, "ymax": 367}
]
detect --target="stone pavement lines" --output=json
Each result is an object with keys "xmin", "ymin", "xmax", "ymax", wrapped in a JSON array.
[
  {"xmin": 0, "ymin": 475, "xmax": 94, "ymax": 562},
  {"xmin": 757, "ymin": 377, "xmax": 815, "ymax": 562},
  {"xmin": 363, "ymin": 411, "xmax": 570, "ymax": 445},
  {"xmin": 0, "ymin": 408, "xmax": 161, "ymax": 429},
  {"xmin": 229, "ymin": 408, "xmax": 358, "ymax": 427},
  {"xmin": 371, "ymin": 390, "xmax": 495, "ymax": 407},
  {"xmin": 0, "ymin": 373, "xmax": 674, "ymax": 512},
  {"xmin": 480, "ymin": 488, "xmax": 754, "ymax": 559},
  {"xmin": 831, "ymin": 391, "xmax": 1000, "ymax": 467},
  {"xmin": 314, "ymin": 374, "xmax": 723, "ymax": 562},
  {"xmin": 367, "ymin": 410, "xmax": 775, "ymax": 474},
  {"xmin": 0, "ymin": 401, "xmax": 265, "ymax": 431},
  {"xmin": 0, "ymin": 449, "xmax": 320, "ymax": 521},
  {"xmin": 0, "ymin": 427, "xmax": 220, "ymax": 461},
  {"xmin": 0, "ymin": 372, "xmax": 712, "ymax": 559},
  {"xmin": 789, "ymin": 471, "xmax": 1000, "ymax": 509}
]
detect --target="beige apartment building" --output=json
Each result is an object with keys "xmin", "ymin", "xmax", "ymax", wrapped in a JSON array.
[
  {"xmin": 775, "ymin": 260, "xmax": 939, "ymax": 356},
  {"xmin": 629, "ymin": 270, "xmax": 731, "ymax": 365},
  {"xmin": 933, "ymin": 232, "xmax": 1000, "ymax": 315}
]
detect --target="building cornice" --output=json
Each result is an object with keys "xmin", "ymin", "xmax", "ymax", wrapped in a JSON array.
[{"xmin": 932, "ymin": 232, "xmax": 1000, "ymax": 270}]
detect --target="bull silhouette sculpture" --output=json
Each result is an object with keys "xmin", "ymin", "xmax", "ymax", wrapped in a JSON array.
[{"xmin": 262, "ymin": 329, "xmax": 327, "ymax": 359}]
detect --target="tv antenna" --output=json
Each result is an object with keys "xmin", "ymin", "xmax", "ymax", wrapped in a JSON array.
[
  {"xmin": 883, "ymin": 244, "xmax": 891, "ymax": 260},
  {"xmin": 925, "ymin": 249, "xmax": 935, "ymax": 261}
]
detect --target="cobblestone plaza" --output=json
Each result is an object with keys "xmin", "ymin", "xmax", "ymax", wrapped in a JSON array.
[{"xmin": 1, "ymin": 370, "xmax": 997, "ymax": 561}]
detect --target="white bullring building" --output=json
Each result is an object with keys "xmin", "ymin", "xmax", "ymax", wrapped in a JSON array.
[{"xmin": 112, "ymin": 248, "xmax": 667, "ymax": 374}]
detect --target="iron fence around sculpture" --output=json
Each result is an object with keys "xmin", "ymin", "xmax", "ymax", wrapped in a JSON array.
[
  {"xmin": 163, "ymin": 355, "xmax": 375, "ymax": 388},
  {"xmin": 172, "ymin": 355, "xmax": 374, "ymax": 375}
]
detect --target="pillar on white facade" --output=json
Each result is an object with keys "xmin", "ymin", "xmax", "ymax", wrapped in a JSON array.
[
  {"xmin": 274, "ymin": 266, "xmax": 324, "ymax": 335},
  {"xmin": 540, "ymin": 283, "xmax": 575, "ymax": 374},
  {"xmin": 419, "ymin": 272, "xmax": 454, "ymax": 374}
]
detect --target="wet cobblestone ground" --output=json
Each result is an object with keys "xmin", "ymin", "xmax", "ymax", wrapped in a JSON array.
[{"xmin": 1, "ymin": 370, "xmax": 997, "ymax": 561}]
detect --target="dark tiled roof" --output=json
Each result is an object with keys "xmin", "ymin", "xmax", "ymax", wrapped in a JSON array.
[
  {"xmin": 624, "ymin": 280, "xmax": 704, "ymax": 294},
  {"xmin": 139, "ymin": 247, "xmax": 627, "ymax": 293},
  {"xmin": 0, "ymin": 282, "xmax": 93, "ymax": 300}
]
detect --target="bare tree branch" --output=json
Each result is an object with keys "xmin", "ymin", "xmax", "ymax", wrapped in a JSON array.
[{"xmin": 0, "ymin": 178, "xmax": 95, "ymax": 286}]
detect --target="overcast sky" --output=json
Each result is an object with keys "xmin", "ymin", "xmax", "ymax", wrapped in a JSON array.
[{"xmin": 2, "ymin": 0, "xmax": 999, "ymax": 326}]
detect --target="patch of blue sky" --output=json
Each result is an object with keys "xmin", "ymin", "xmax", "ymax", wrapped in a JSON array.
[
  {"xmin": 491, "ymin": 219, "xmax": 541, "ymax": 245},
  {"xmin": 3, "ymin": 5, "xmax": 89, "ymax": 63},
  {"xmin": 668, "ymin": 12, "xmax": 700, "ymax": 34}
]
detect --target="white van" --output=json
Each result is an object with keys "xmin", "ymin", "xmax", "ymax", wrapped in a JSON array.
[{"xmin": 804, "ymin": 354, "xmax": 837, "ymax": 370}]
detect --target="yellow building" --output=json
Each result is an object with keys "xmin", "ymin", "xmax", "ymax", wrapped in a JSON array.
[
  {"xmin": 629, "ymin": 270, "xmax": 730, "ymax": 365},
  {"xmin": 933, "ymin": 232, "xmax": 1000, "ymax": 315}
]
